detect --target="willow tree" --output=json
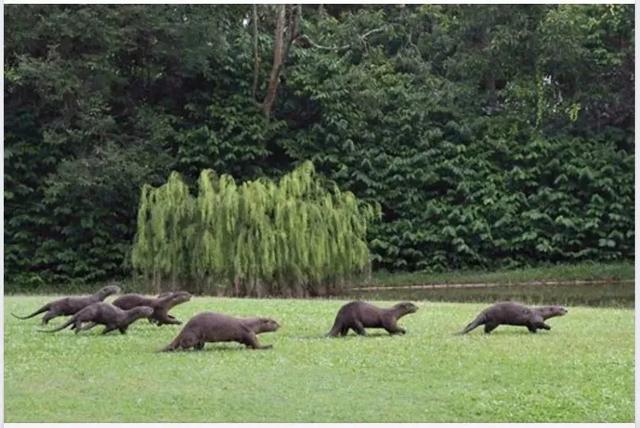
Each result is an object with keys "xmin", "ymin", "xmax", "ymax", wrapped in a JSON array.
[
  {"xmin": 131, "ymin": 161, "xmax": 379, "ymax": 296},
  {"xmin": 131, "ymin": 172, "xmax": 198, "ymax": 291}
]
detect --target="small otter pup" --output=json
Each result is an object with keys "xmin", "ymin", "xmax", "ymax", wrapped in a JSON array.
[
  {"xmin": 162, "ymin": 312, "xmax": 280, "ymax": 352},
  {"xmin": 112, "ymin": 291, "xmax": 192, "ymax": 325},
  {"xmin": 39, "ymin": 302, "xmax": 154, "ymax": 335},
  {"xmin": 327, "ymin": 301, "xmax": 419, "ymax": 337},
  {"xmin": 459, "ymin": 302, "xmax": 568, "ymax": 334},
  {"xmin": 11, "ymin": 285, "xmax": 121, "ymax": 324}
]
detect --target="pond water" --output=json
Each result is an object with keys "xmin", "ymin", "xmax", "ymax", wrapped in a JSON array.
[{"xmin": 344, "ymin": 280, "xmax": 634, "ymax": 308}]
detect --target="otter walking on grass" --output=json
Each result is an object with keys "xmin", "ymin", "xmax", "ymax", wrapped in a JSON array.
[
  {"xmin": 112, "ymin": 291, "xmax": 192, "ymax": 325},
  {"xmin": 162, "ymin": 312, "xmax": 280, "ymax": 351},
  {"xmin": 11, "ymin": 285, "xmax": 121, "ymax": 324},
  {"xmin": 459, "ymin": 302, "xmax": 568, "ymax": 334},
  {"xmin": 38, "ymin": 302, "xmax": 154, "ymax": 335},
  {"xmin": 327, "ymin": 301, "xmax": 418, "ymax": 337}
]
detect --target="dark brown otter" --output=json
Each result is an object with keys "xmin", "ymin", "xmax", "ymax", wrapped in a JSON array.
[
  {"xmin": 11, "ymin": 285, "xmax": 121, "ymax": 324},
  {"xmin": 161, "ymin": 312, "xmax": 280, "ymax": 352},
  {"xmin": 327, "ymin": 301, "xmax": 419, "ymax": 337},
  {"xmin": 39, "ymin": 302, "xmax": 154, "ymax": 335},
  {"xmin": 459, "ymin": 302, "xmax": 568, "ymax": 334},
  {"xmin": 112, "ymin": 291, "xmax": 191, "ymax": 325}
]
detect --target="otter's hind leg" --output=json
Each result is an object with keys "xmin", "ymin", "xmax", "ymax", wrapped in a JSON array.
[
  {"xmin": 101, "ymin": 325, "xmax": 117, "ymax": 335},
  {"xmin": 41, "ymin": 310, "xmax": 62, "ymax": 325},
  {"xmin": 351, "ymin": 321, "xmax": 367, "ymax": 336},
  {"xmin": 484, "ymin": 322, "xmax": 499, "ymax": 334},
  {"xmin": 327, "ymin": 320, "xmax": 345, "ymax": 337},
  {"xmin": 72, "ymin": 320, "xmax": 85, "ymax": 334},
  {"xmin": 77, "ymin": 322, "xmax": 98, "ymax": 332}
]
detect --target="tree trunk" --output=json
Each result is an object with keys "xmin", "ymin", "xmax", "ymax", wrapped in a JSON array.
[
  {"xmin": 261, "ymin": 5, "xmax": 286, "ymax": 118},
  {"xmin": 252, "ymin": 4, "xmax": 261, "ymax": 101}
]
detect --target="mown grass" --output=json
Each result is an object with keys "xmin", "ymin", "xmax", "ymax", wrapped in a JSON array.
[
  {"xmin": 367, "ymin": 261, "xmax": 634, "ymax": 287},
  {"xmin": 4, "ymin": 295, "xmax": 634, "ymax": 422}
]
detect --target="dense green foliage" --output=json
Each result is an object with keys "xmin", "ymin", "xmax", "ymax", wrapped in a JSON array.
[
  {"xmin": 131, "ymin": 162, "xmax": 377, "ymax": 295},
  {"xmin": 5, "ymin": 5, "xmax": 634, "ymax": 286},
  {"xmin": 5, "ymin": 296, "xmax": 634, "ymax": 422}
]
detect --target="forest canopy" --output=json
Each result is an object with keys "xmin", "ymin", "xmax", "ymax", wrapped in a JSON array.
[{"xmin": 4, "ymin": 4, "xmax": 634, "ymax": 287}]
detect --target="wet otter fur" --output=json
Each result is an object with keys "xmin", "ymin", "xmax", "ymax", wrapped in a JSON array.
[
  {"xmin": 459, "ymin": 302, "xmax": 568, "ymax": 334},
  {"xmin": 39, "ymin": 302, "xmax": 154, "ymax": 335},
  {"xmin": 327, "ymin": 301, "xmax": 419, "ymax": 337},
  {"xmin": 162, "ymin": 312, "xmax": 280, "ymax": 351},
  {"xmin": 11, "ymin": 285, "xmax": 121, "ymax": 324},
  {"xmin": 112, "ymin": 291, "xmax": 191, "ymax": 325}
]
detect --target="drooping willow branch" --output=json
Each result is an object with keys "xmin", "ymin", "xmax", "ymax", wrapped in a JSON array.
[{"xmin": 131, "ymin": 161, "xmax": 379, "ymax": 297}]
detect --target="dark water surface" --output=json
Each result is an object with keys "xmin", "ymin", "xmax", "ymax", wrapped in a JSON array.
[{"xmin": 344, "ymin": 280, "xmax": 634, "ymax": 308}]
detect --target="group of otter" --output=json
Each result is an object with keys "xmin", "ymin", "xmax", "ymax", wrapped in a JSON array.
[{"xmin": 12, "ymin": 285, "xmax": 568, "ymax": 351}]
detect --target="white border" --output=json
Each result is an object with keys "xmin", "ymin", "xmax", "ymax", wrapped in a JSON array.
[{"xmin": 2, "ymin": 1, "xmax": 637, "ymax": 427}]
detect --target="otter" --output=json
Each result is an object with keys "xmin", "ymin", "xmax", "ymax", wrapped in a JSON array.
[
  {"xmin": 161, "ymin": 312, "xmax": 280, "ymax": 352},
  {"xmin": 112, "ymin": 291, "xmax": 192, "ymax": 325},
  {"xmin": 327, "ymin": 301, "xmax": 419, "ymax": 337},
  {"xmin": 39, "ymin": 302, "xmax": 154, "ymax": 335},
  {"xmin": 11, "ymin": 285, "xmax": 121, "ymax": 324},
  {"xmin": 459, "ymin": 302, "xmax": 568, "ymax": 334}
]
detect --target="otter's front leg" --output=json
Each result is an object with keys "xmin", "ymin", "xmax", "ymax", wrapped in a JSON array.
[
  {"xmin": 242, "ymin": 332, "xmax": 272, "ymax": 350},
  {"xmin": 536, "ymin": 322, "xmax": 551, "ymax": 330},
  {"xmin": 156, "ymin": 313, "xmax": 182, "ymax": 326},
  {"xmin": 382, "ymin": 319, "xmax": 405, "ymax": 335}
]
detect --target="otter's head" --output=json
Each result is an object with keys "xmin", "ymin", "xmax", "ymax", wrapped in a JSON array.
[
  {"xmin": 256, "ymin": 318, "xmax": 280, "ymax": 334},
  {"xmin": 97, "ymin": 285, "xmax": 121, "ymax": 300},
  {"xmin": 537, "ymin": 305, "xmax": 568, "ymax": 320},
  {"xmin": 131, "ymin": 306, "xmax": 155, "ymax": 319},
  {"xmin": 170, "ymin": 291, "xmax": 192, "ymax": 304},
  {"xmin": 394, "ymin": 302, "xmax": 419, "ymax": 316}
]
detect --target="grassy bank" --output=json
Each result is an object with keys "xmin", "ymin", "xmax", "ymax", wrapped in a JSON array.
[
  {"xmin": 367, "ymin": 261, "xmax": 634, "ymax": 287},
  {"xmin": 4, "ymin": 261, "xmax": 634, "ymax": 296},
  {"xmin": 4, "ymin": 296, "xmax": 634, "ymax": 422}
]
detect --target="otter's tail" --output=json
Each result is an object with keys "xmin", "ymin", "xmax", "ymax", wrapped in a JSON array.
[
  {"xmin": 38, "ymin": 318, "xmax": 75, "ymax": 333},
  {"xmin": 326, "ymin": 319, "xmax": 342, "ymax": 337},
  {"xmin": 11, "ymin": 304, "xmax": 49, "ymax": 320},
  {"xmin": 458, "ymin": 315, "xmax": 485, "ymax": 335}
]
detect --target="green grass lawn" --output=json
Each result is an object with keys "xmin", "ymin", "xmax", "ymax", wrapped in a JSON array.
[{"xmin": 4, "ymin": 295, "xmax": 634, "ymax": 422}]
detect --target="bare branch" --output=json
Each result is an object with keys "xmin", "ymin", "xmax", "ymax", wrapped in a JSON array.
[
  {"xmin": 296, "ymin": 25, "xmax": 387, "ymax": 51},
  {"xmin": 360, "ymin": 26, "xmax": 386, "ymax": 40},
  {"xmin": 283, "ymin": 4, "xmax": 301, "ymax": 61},
  {"xmin": 296, "ymin": 34, "xmax": 350, "ymax": 51}
]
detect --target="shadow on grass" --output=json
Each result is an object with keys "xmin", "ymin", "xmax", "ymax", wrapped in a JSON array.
[
  {"xmin": 157, "ymin": 344, "xmax": 278, "ymax": 353},
  {"xmin": 289, "ymin": 331, "xmax": 407, "ymax": 340},
  {"xmin": 455, "ymin": 329, "xmax": 557, "ymax": 337}
]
